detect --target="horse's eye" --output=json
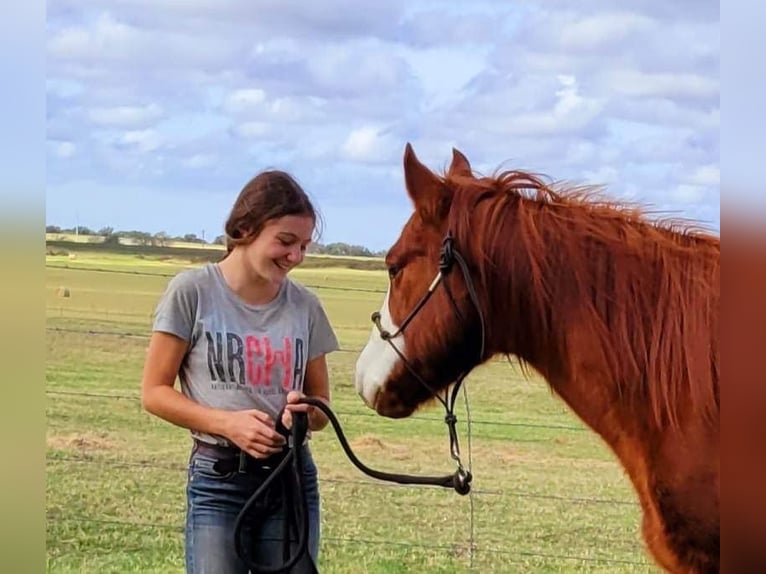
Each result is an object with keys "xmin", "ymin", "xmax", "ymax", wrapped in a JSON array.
[{"xmin": 387, "ymin": 265, "xmax": 400, "ymax": 279}]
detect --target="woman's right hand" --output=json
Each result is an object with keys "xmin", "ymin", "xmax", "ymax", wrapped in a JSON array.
[{"xmin": 223, "ymin": 409, "xmax": 286, "ymax": 458}]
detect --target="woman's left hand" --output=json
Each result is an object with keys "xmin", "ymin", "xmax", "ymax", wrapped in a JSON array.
[{"xmin": 281, "ymin": 390, "xmax": 315, "ymax": 431}]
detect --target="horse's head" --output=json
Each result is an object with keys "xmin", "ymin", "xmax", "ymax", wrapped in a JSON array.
[{"xmin": 354, "ymin": 144, "xmax": 485, "ymax": 418}]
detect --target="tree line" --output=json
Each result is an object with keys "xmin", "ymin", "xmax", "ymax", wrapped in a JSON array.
[{"xmin": 45, "ymin": 225, "xmax": 385, "ymax": 258}]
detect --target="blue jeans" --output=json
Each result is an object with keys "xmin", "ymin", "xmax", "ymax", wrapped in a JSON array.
[{"xmin": 185, "ymin": 444, "xmax": 321, "ymax": 574}]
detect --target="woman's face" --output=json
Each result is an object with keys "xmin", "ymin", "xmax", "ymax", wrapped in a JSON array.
[{"xmin": 243, "ymin": 214, "xmax": 314, "ymax": 285}]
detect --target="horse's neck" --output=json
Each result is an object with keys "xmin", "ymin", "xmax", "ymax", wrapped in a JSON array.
[
  {"xmin": 482, "ymin": 223, "xmax": 579, "ymax": 373},
  {"xmin": 483, "ymin": 221, "xmax": 628, "ymax": 438}
]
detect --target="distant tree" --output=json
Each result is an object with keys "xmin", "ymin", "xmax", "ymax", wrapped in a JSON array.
[
  {"xmin": 212, "ymin": 235, "xmax": 226, "ymax": 245},
  {"xmin": 182, "ymin": 233, "xmax": 205, "ymax": 244},
  {"xmin": 321, "ymin": 242, "xmax": 374, "ymax": 257},
  {"xmin": 153, "ymin": 231, "xmax": 170, "ymax": 247},
  {"xmin": 46, "ymin": 225, "xmax": 61, "ymax": 233},
  {"xmin": 103, "ymin": 233, "xmax": 121, "ymax": 246},
  {"xmin": 118, "ymin": 230, "xmax": 153, "ymax": 246},
  {"xmin": 77, "ymin": 226, "xmax": 95, "ymax": 235},
  {"xmin": 98, "ymin": 226, "xmax": 114, "ymax": 236}
]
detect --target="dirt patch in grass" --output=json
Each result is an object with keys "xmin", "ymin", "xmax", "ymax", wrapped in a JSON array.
[
  {"xmin": 47, "ymin": 432, "xmax": 117, "ymax": 452},
  {"xmin": 470, "ymin": 442, "xmax": 615, "ymax": 470},
  {"xmin": 349, "ymin": 434, "xmax": 413, "ymax": 461}
]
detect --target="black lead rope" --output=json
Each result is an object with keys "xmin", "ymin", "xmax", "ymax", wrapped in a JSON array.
[
  {"xmin": 302, "ymin": 397, "xmax": 472, "ymax": 493},
  {"xmin": 233, "ymin": 398, "xmax": 472, "ymax": 573},
  {"xmin": 233, "ymin": 411, "xmax": 316, "ymax": 574}
]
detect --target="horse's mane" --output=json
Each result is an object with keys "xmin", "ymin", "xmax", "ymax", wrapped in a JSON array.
[{"xmin": 444, "ymin": 169, "xmax": 720, "ymax": 430}]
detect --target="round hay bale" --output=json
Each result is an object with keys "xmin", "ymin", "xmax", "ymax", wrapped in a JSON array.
[
  {"xmin": 57, "ymin": 287, "xmax": 70, "ymax": 298},
  {"xmin": 68, "ymin": 253, "xmax": 77, "ymax": 260}
]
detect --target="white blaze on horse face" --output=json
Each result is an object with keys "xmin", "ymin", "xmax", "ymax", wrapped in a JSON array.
[{"xmin": 355, "ymin": 287, "xmax": 405, "ymax": 408}]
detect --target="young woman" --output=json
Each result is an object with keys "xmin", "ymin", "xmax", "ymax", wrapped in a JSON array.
[{"xmin": 141, "ymin": 170, "xmax": 339, "ymax": 573}]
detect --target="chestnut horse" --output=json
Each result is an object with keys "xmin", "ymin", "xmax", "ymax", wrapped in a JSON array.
[{"xmin": 355, "ymin": 144, "xmax": 719, "ymax": 573}]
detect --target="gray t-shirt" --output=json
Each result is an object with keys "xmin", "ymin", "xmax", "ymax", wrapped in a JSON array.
[{"xmin": 152, "ymin": 263, "xmax": 340, "ymax": 445}]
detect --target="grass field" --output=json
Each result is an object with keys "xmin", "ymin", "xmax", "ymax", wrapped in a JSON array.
[{"xmin": 46, "ymin": 246, "xmax": 658, "ymax": 573}]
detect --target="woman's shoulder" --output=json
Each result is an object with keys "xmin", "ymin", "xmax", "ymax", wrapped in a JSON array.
[
  {"xmin": 284, "ymin": 278, "xmax": 321, "ymax": 306},
  {"xmin": 165, "ymin": 263, "xmax": 217, "ymax": 293}
]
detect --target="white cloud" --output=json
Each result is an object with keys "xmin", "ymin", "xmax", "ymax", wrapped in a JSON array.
[
  {"xmin": 493, "ymin": 75, "xmax": 605, "ymax": 137},
  {"xmin": 558, "ymin": 12, "xmax": 653, "ymax": 50},
  {"xmin": 119, "ymin": 129, "xmax": 162, "ymax": 152},
  {"xmin": 581, "ymin": 165, "xmax": 618, "ymax": 187},
  {"xmin": 47, "ymin": 11, "xmax": 245, "ymax": 73},
  {"xmin": 222, "ymin": 89, "xmax": 324, "ymax": 127},
  {"xmin": 182, "ymin": 154, "xmax": 216, "ymax": 169},
  {"xmin": 673, "ymin": 184, "xmax": 707, "ymax": 203},
  {"xmin": 267, "ymin": 98, "xmax": 312, "ymax": 122},
  {"xmin": 686, "ymin": 164, "xmax": 720, "ymax": 187},
  {"xmin": 306, "ymin": 41, "xmax": 411, "ymax": 96},
  {"xmin": 561, "ymin": 140, "xmax": 597, "ymax": 166},
  {"xmin": 341, "ymin": 126, "xmax": 393, "ymax": 163},
  {"xmin": 48, "ymin": 13, "xmax": 134, "ymax": 60},
  {"xmin": 47, "ymin": 78, "xmax": 85, "ymax": 98},
  {"xmin": 51, "ymin": 141, "xmax": 77, "ymax": 158},
  {"xmin": 223, "ymin": 89, "xmax": 267, "ymax": 114},
  {"xmin": 605, "ymin": 70, "xmax": 718, "ymax": 100},
  {"xmin": 88, "ymin": 103, "xmax": 163, "ymax": 127},
  {"xmin": 608, "ymin": 98, "xmax": 719, "ymax": 132},
  {"xmin": 234, "ymin": 121, "xmax": 272, "ymax": 139},
  {"xmin": 402, "ymin": 46, "xmax": 488, "ymax": 108}
]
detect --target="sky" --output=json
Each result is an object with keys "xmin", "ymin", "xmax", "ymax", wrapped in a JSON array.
[{"xmin": 45, "ymin": 0, "xmax": 719, "ymax": 251}]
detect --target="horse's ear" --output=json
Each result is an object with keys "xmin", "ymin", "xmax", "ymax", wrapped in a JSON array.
[
  {"xmin": 448, "ymin": 147, "xmax": 472, "ymax": 177},
  {"xmin": 403, "ymin": 143, "xmax": 450, "ymax": 224}
]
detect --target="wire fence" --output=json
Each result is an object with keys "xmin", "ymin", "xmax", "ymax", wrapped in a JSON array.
[
  {"xmin": 46, "ymin": 386, "xmax": 650, "ymax": 569},
  {"xmin": 46, "ymin": 513, "xmax": 649, "ymax": 568},
  {"xmin": 45, "ymin": 449, "xmax": 637, "ymax": 507},
  {"xmin": 44, "ymin": 324, "xmax": 553, "ymax": 371},
  {"xmin": 45, "ymin": 266, "xmax": 652, "ymax": 571},
  {"xmin": 45, "ymin": 387, "xmax": 590, "ymax": 435},
  {"xmin": 46, "ymin": 453, "xmax": 648, "ymax": 567}
]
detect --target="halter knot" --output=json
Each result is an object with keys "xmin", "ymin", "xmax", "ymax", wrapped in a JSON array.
[
  {"xmin": 371, "ymin": 311, "xmax": 392, "ymax": 340},
  {"xmin": 439, "ymin": 233, "xmax": 456, "ymax": 273}
]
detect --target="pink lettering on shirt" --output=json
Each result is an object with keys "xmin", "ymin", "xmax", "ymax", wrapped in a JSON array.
[
  {"xmin": 245, "ymin": 335, "xmax": 262, "ymax": 385},
  {"xmin": 245, "ymin": 335, "xmax": 293, "ymax": 388},
  {"xmin": 274, "ymin": 338, "xmax": 292, "ymax": 388}
]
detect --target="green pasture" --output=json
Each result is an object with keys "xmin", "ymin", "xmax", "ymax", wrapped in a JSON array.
[{"xmin": 46, "ymin": 247, "xmax": 657, "ymax": 573}]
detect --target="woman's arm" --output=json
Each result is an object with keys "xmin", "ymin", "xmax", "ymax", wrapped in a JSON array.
[
  {"xmin": 141, "ymin": 331, "xmax": 228, "ymax": 434},
  {"xmin": 141, "ymin": 331, "xmax": 285, "ymax": 457}
]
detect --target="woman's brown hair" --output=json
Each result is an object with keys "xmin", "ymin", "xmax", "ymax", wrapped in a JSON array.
[{"xmin": 223, "ymin": 170, "xmax": 321, "ymax": 256}]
